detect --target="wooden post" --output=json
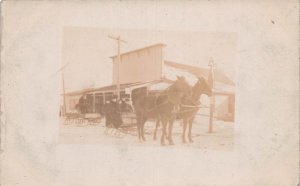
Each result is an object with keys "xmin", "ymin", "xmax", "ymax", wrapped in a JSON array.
[
  {"xmin": 117, "ymin": 37, "xmax": 120, "ymax": 99},
  {"xmin": 208, "ymin": 58, "xmax": 215, "ymax": 133},
  {"xmin": 58, "ymin": 62, "xmax": 70, "ymax": 116},
  {"xmin": 62, "ymin": 72, "xmax": 66, "ymax": 116},
  {"xmin": 93, "ymin": 93, "xmax": 96, "ymax": 113},
  {"xmin": 209, "ymin": 96, "xmax": 215, "ymax": 133}
]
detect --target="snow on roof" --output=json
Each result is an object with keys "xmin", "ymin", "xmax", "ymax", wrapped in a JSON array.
[
  {"xmin": 148, "ymin": 81, "xmax": 171, "ymax": 91},
  {"xmin": 164, "ymin": 60, "xmax": 235, "ymax": 86},
  {"xmin": 163, "ymin": 64, "xmax": 198, "ymax": 86},
  {"xmin": 124, "ymin": 79, "xmax": 172, "ymax": 93},
  {"xmin": 163, "ymin": 64, "xmax": 235, "ymax": 94}
]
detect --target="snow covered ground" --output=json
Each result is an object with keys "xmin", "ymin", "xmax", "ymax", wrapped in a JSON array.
[{"xmin": 59, "ymin": 115, "xmax": 234, "ymax": 151}]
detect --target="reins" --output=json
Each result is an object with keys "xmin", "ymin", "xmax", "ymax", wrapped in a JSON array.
[
  {"xmin": 172, "ymin": 79, "xmax": 211, "ymax": 114},
  {"xmin": 175, "ymin": 102, "xmax": 209, "ymax": 114}
]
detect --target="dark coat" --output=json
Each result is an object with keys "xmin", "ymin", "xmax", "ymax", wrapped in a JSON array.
[{"xmin": 109, "ymin": 101, "xmax": 123, "ymax": 128}]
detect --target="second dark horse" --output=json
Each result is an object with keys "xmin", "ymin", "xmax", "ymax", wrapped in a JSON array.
[
  {"xmin": 132, "ymin": 76, "xmax": 191, "ymax": 145},
  {"xmin": 153, "ymin": 77, "xmax": 212, "ymax": 143}
]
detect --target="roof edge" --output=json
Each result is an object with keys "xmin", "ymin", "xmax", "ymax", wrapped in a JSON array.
[{"xmin": 110, "ymin": 43, "xmax": 166, "ymax": 59}]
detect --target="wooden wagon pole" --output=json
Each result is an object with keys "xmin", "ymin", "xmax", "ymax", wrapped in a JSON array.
[{"xmin": 208, "ymin": 58, "xmax": 215, "ymax": 133}]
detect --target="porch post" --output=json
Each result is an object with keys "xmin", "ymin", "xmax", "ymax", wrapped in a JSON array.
[
  {"xmin": 208, "ymin": 58, "xmax": 215, "ymax": 133},
  {"xmin": 93, "ymin": 93, "xmax": 96, "ymax": 113}
]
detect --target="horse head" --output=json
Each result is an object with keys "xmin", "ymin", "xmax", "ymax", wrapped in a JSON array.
[
  {"xmin": 167, "ymin": 76, "xmax": 192, "ymax": 104},
  {"xmin": 176, "ymin": 76, "xmax": 192, "ymax": 96},
  {"xmin": 193, "ymin": 77, "xmax": 212, "ymax": 98}
]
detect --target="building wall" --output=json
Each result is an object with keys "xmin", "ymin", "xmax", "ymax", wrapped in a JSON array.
[
  {"xmin": 215, "ymin": 95, "xmax": 235, "ymax": 122},
  {"xmin": 65, "ymin": 95, "xmax": 82, "ymax": 113},
  {"xmin": 112, "ymin": 45, "xmax": 164, "ymax": 84}
]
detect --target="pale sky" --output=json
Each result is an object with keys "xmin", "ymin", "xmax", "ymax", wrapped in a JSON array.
[{"xmin": 63, "ymin": 27, "xmax": 237, "ymax": 92}]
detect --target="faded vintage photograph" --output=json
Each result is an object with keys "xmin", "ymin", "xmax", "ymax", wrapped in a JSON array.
[{"xmin": 59, "ymin": 27, "xmax": 236, "ymax": 150}]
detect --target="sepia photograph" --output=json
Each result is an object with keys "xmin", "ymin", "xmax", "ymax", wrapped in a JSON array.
[{"xmin": 59, "ymin": 27, "xmax": 236, "ymax": 151}]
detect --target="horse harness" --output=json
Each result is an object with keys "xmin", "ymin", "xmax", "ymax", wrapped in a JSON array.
[{"xmin": 141, "ymin": 86, "xmax": 184, "ymax": 114}]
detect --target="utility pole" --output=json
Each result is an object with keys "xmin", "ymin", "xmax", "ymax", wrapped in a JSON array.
[
  {"xmin": 58, "ymin": 62, "xmax": 69, "ymax": 117},
  {"xmin": 108, "ymin": 35, "xmax": 126, "ymax": 99},
  {"xmin": 208, "ymin": 57, "xmax": 215, "ymax": 133}
]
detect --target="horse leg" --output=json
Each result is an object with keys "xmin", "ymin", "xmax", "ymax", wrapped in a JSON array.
[
  {"xmin": 182, "ymin": 118, "xmax": 188, "ymax": 143},
  {"xmin": 153, "ymin": 119, "xmax": 160, "ymax": 140},
  {"xmin": 188, "ymin": 118, "xmax": 195, "ymax": 143},
  {"xmin": 136, "ymin": 116, "xmax": 142, "ymax": 142},
  {"xmin": 160, "ymin": 118, "xmax": 167, "ymax": 146},
  {"xmin": 141, "ymin": 117, "xmax": 146, "ymax": 141},
  {"xmin": 168, "ymin": 118, "xmax": 175, "ymax": 145},
  {"xmin": 165, "ymin": 121, "xmax": 168, "ymax": 140}
]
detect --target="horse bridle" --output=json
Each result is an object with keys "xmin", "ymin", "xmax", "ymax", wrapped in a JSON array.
[{"xmin": 173, "ymin": 80, "xmax": 210, "ymax": 114}]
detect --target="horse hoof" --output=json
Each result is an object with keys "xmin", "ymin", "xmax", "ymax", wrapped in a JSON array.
[
  {"xmin": 189, "ymin": 139, "xmax": 194, "ymax": 143},
  {"xmin": 153, "ymin": 137, "xmax": 157, "ymax": 141},
  {"xmin": 169, "ymin": 141, "xmax": 174, "ymax": 145}
]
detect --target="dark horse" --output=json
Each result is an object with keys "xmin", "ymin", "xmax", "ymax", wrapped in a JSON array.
[
  {"xmin": 132, "ymin": 76, "xmax": 191, "ymax": 145},
  {"xmin": 153, "ymin": 77, "xmax": 212, "ymax": 143}
]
